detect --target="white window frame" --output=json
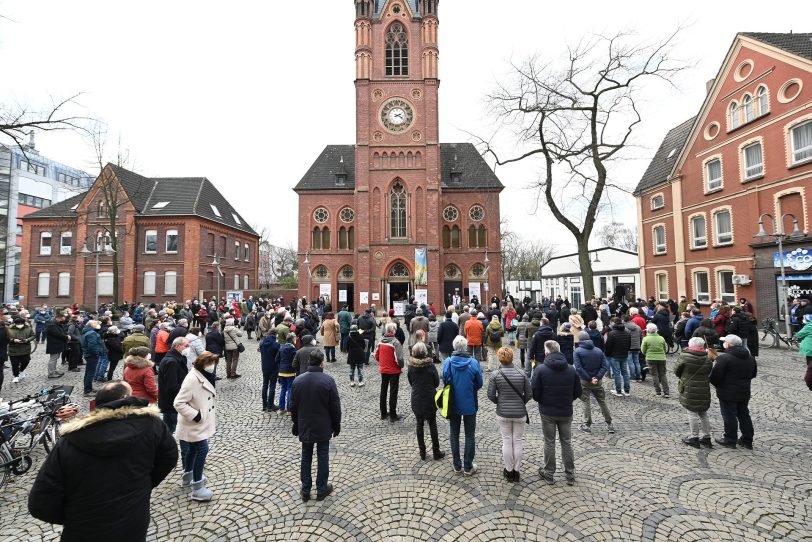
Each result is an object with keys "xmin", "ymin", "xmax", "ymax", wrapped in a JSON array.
[
  {"xmin": 234, "ymin": 241, "xmax": 241, "ymax": 261},
  {"xmin": 164, "ymin": 271, "xmax": 177, "ymax": 296},
  {"xmin": 244, "ymin": 243, "xmax": 249, "ymax": 262},
  {"xmin": 243, "ymin": 274, "xmax": 249, "ymax": 290},
  {"xmin": 655, "ymin": 272, "xmax": 669, "ymax": 302},
  {"xmin": 689, "ymin": 214, "xmax": 707, "ymax": 249},
  {"xmin": 60, "ymin": 232, "xmax": 72, "ymax": 255},
  {"xmin": 145, "ymin": 230, "xmax": 157, "ymax": 254},
  {"xmin": 742, "ymin": 93, "xmax": 754, "ymax": 123},
  {"xmin": 757, "ymin": 85, "xmax": 769, "ymax": 116},
  {"xmin": 790, "ymin": 119, "xmax": 812, "ymax": 165},
  {"xmin": 143, "ymin": 271, "xmax": 156, "ymax": 296},
  {"xmin": 39, "ymin": 232, "xmax": 52, "ymax": 256},
  {"xmin": 716, "ymin": 269, "xmax": 736, "ymax": 304},
  {"xmin": 693, "ymin": 270, "xmax": 710, "ymax": 304},
  {"xmin": 97, "ymin": 272, "xmax": 114, "ymax": 296},
  {"xmin": 165, "ymin": 229, "xmax": 178, "ymax": 254},
  {"xmin": 729, "ymin": 101, "xmax": 740, "ymax": 130},
  {"xmin": 652, "ymin": 224, "xmax": 666, "ymax": 255},
  {"xmin": 703, "ymin": 155, "xmax": 723, "ymax": 193},
  {"xmin": 713, "ymin": 208, "xmax": 733, "ymax": 246},
  {"xmin": 741, "ymin": 139, "xmax": 764, "ymax": 181},
  {"xmin": 37, "ymin": 272, "xmax": 50, "ymax": 296},
  {"xmin": 234, "ymin": 274, "xmax": 240, "ymax": 290},
  {"xmin": 57, "ymin": 272, "xmax": 70, "ymax": 296},
  {"xmin": 650, "ymin": 193, "xmax": 665, "ymax": 211}
]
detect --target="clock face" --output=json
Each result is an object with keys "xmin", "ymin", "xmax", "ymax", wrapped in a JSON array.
[{"xmin": 380, "ymin": 98, "xmax": 414, "ymax": 133}]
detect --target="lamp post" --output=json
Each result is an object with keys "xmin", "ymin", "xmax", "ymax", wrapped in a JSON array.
[
  {"xmin": 754, "ymin": 213, "xmax": 807, "ymax": 338},
  {"xmin": 484, "ymin": 250, "xmax": 490, "ymax": 302},
  {"xmin": 210, "ymin": 254, "xmax": 223, "ymax": 305},
  {"xmin": 304, "ymin": 252, "xmax": 312, "ymax": 303},
  {"xmin": 80, "ymin": 237, "xmax": 116, "ymax": 313}
]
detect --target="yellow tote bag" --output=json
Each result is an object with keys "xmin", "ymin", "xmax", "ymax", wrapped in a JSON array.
[{"xmin": 434, "ymin": 384, "xmax": 452, "ymax": 419}]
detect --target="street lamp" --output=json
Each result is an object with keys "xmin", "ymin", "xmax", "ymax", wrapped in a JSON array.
[
  {"xmin": 80, "ymin": 237, "xmax": 116, "ymax": 313},
  {"xmin": 210, "ymin": 254, "xmax": 224, "ymax": 306},
  {"xmin": 754, "ymin": 212, "xmax": 806, "ymax": 338},
  {"xmin": 484, "ymin": 250, "xmax": 490, "ymax": 302},
  {"xmin": 304, "ymin": 252, "xmax": 312, "ymax": 304}
]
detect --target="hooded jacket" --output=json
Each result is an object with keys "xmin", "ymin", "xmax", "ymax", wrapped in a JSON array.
[
  {"xmin": 487, "ymin": 363, "xmax": 531, "ymax": 419},
  {"xmin": 157, "ymin": 348, "xmax": 189, "ymax": 413},
  {"xmin": 291, "ymin": 366, "xmax": 342, "ymax": 444},
  {"xmin": 436, "ymin": 319, "xmax": 459, "ymax": 354},
  {"xmin": 28, "ymin": 398, "xmax": 177, "ymax": 542},
  {"xmin": 516, "ymin": 320, "xmax": 531, "ymax": 349},
  {"xmin": 651, "ymin": 310, "xmax": 673, "ymax": 340},
  {"xmin": 375, "ymin": 334, "xmax": 404, "ymax": 374},
  {"xmin": 464, "ymin": 317, "xmax": 484, "ymax": 346},
  {"xmin": 79, "ymin": 326, "xmax": 104, "ymax": 358},
  {"xmin": 122, "ymin": 332, "xmax": 149, "ymax": 356},
  {"xmin": 276, "ymin": 343, "xmax": 297, "ymax": 375},
  {"xmin": 441, "ymin": 351, "xmax": 483, "ymax": 416},
  {"xmin": 407, "ymin": 356, "xmax": 440, "ymax": 418},
  {"xmin": 260, "ymin": 335, "xmax": 281, "ymax": 374},
  {"xmin": 604, "ymin": 324, "xmax": 631, "ymax": 359},
  {"xmin": 346, "ymin": 332, "xmax": 366, "ymax": 365},
  {"xmin": 527, "ymin": 325, "xmax": 556, "ymax": 365},
  {"xmin": 556, "ymin": 330, "xmax": 575, "ymax": 364},
  {"xmin": 124, "ymin": 354, "xmax": 158, "ymax": 404},
  {"xmin": 684, "ymin": 315, "xmax": 704, "ymax": 338},
  {"xmin": 531, "ymin": 351, "xmax": 582, "ymax": 418},
  {"xmin": 45, "ymin": 318, "xmax": 68, "ymax": 355},
  {"xmin": 674, "ymin": 349, "xmax": 712, "ymax": 412},
  {"xmin": 709, "ymin": 346, "xmax": 757, "ymax": 402},
  {"xmin": 624, "ymin": 321, "xmax": 642, "ymax": 351},
  {"xmin": 573, "ymin": 340, "xmax": 608, "ymax": 381},
  {"xmin": 585, "ymin": 328, "xmax": 605, "ymax": 350}
]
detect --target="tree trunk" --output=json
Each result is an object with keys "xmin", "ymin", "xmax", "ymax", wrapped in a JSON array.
[{"xmin": 577, "ymin": 237, "xmax": 595, "ymax": 302}]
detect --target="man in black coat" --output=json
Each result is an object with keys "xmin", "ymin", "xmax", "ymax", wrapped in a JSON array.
[
  {"xmin": 545, "ymin": 306, "xmax": 560, "ymax": 329},
  {"xmin": 157, "ymin": 337, "xmax": 189, "ymax": 433},
  {"xmin": 168, "ymin": 319, "xmax": 189, "ymax": 345},
  {"xmin": 28, "ymin": 381, "xmax": 177, "ymax": 542},
  {"xmin": 526, "ymin": 319, "xmax": 556, "ymax": 376},
  {"xmin": 531, "ymin": 340, "xmax": 582, "ymax": 486},
  {"xmin": 710, "ymin": 335, "xmax": 758, "ymax": 449},
  {"xmin": 291, "ymin": 350, "xmax": 342, "ymax": 502},
  {"xmin": 651, "ymin": 304, "xmax": 674, "ymax": 346},
  {"xmin": 580, "ymin": 303, "xmax": 598, "ymax": 326},
  {"xmin": 45, "ymin": 313, "xmax": 69, "ymax": 379},
  {"xmin": 358, "ymin": 309, "xmax": 377, "ymax": 364},
  {"xmin": 436, "ymin": 313, "xmax": 459, "ymax": 361},
  {"xmin": 604, "ymin": 318, "xmax": 632, "ymax": 396}
]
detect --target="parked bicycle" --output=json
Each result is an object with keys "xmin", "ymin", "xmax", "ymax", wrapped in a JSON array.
[{"xmin": 758, "ymin": 318, "xmax": 800, "ymax": 351}]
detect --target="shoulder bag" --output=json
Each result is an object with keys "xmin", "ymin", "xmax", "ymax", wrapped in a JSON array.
[{"xmin": 228, "ymin": 329, "xmax": 245, "ymax": 353}]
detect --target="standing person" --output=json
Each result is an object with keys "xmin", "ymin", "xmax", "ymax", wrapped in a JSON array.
[
  {"xmin": 709, "ymin": 335, "xmax": 758, "ymax": 449},
  {"xmin": 320, "ymin": 312, "xmax": 340, "ymax": 363},
  {"xmin": 275, "ymin": 335, "xmax": 297, "ymax": 415},
  {"xmin": 346, "ymin": 325, "xmax": 367, "ymax": 387},
  {"xmin": 674, "ymin": 337, "xmax": 713, "ymax": 448},
  {"xmin": 79, "ymin": 320, "xmax": 104, "ymax": 396},
  {"xmin": 427, "ymin": 314, "xmax": 440, "ymax": 360},
  {"xmin": 464, "ymin": 312, "xmax": 485, "ymax": 364},
  {"xmin": 604, "ymin": 318, "xmax": 632, "ymax": 397},
  {"xmin": 124, "ymin": 346, "xmax": 159, "ymax": 404},
  {"xmin": 375, "ymin": 323, "xmax": 404, "ymax": 422},
  {"xmin": 358, "ymin": 308, "xmax": 377, "ymax": 365},
  {"xmin": 294, "ymin": 335, "xmax": 319, "ymax": 376},
  {"xmin": 44, "ymin": 312, "xmax": 68, "ymax": 379},
  {"xmin": 337, "ymin": 306, "xmax": 352, "ymax": 353},
  {"xmin": 184, "ymin": 327, "xmax": 206, "ymax": 371},
  {"xmin": 34, "ymin": 307, "xmax": 49, "ymax": 344},
  {"xmin": 223, "ymin": 318, "xmax": 243, "ymax": 379},
  {"xmin": 442, "ymin": 335, "xmax": 483, "ymax": 476},
  {"xmin": 484, "ymin": 316, "xmax": 504, "ymax": 372},
  {"xmin": 205, "ymin": 322, "xmax": 226, "ymax": 380},
  {"xmin": 65, "ymin": 315, "xmax": 83, "ymax": 373},
  {"xmin": 174, "ymin": 351, "xmax": 218, "ymax": 501},
  {"xmin": 8, "ymin": 317, "xmax": 35, "ymax": 384},
  {"xmin": 157, "ymin": 337, "xmax": 190, "ymax": 433},
  {"xmin": 257, "ymin": 310, "xmax": 273, "ymax": 342},
  {"xmin": 651, "ymin": 303, "xmax": 674, "ymax": 347},
  {"xmin": 556, "ymin": 323, "xmax": 575, "ymax": 364},
  {"xmin": 407, "ymin": 342, "xmax": 445, "ymax": 461},
  {"xmin": 487, "ymin": 346, "xmax": 531, "ymax": 482},
  {"xmin": 532, "ymin": 340, "xmax": 582, "ymax": 486},
  {"xmin": 527, "ymin": 318, "xmax": 556, "ymax": 377},
  {"xmin": 104, "ymin": 326, "xmax": 125, "ymax": 381},
  {"xmin": 622, "ymin": 314, "xmax": 643, "ymax": 382},
  {"xmin": 260, "ymin": 329, "xmax": 281, "ymax": 412},
  {"xmin": 641, "ymin": 323, "xmax": 670, "ymax": 398},
  {"xmin": 0, "ymin": 317, "xmax": 8, "ymax": 390},
  {"xmin": 123, "ymin": 324, "xmax": 150, "ymax": 353},
  {"xmin": 796, "ymin": 318, "xmax": 812, "ymax": 390},
  {"xmin": 154, "ymin": 322, "xmax": 172, "ymax": 364},
  {"xmin": 573, "ymin": 332, "xmax": 614, "ymax": 435},
  {"xmin": 28, "ymin": 381, "xmax": 178, "ymax": 542},
  {"xmin": 503, "ymin": 303, "xmax": 518, "ymax": 347},
  {"xmin": 244, "ymin": 311, "xmax": 257, "ymax": 340},
  {"xmin": 291, "ymin": 349, "xmax": 342, "ymax": 502}
]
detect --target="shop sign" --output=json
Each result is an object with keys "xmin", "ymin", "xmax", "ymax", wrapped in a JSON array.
[{"xmin": 774, "ymin": 248, "xmax": 812, "ymax": 271}]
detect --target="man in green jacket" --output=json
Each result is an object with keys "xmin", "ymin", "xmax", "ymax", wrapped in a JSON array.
[
  {"xmin": 337, "ymin": 306, "xmax": 352, "ymax": 353},
  {"xmin": 8, "ymin": 317, "xmax": 35, "ymax": 383}
]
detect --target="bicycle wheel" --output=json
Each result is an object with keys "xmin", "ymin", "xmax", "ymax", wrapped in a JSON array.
[
  {"xmin": 0, "ymin": 447, "xmax": 12, "ymax": 490},
  {"xmin": 667, "ymin": 341, "xmax": 680, "ymax": 355},
  {"xmin": 759, "ymin": 330, "xmax": 776, "ymax": 349},
  {"xmin": 43, "ymin": 421, "xmax": 60, "ymax": 454}
]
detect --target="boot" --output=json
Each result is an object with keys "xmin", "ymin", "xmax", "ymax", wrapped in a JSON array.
[
  {"xmin": 682, "ymin": 436, "xmax": 700, "ymax": 449},
  {"xmin": 699, "ymin": 436, "xmax": 713, "ymax": 448},
  {"xmin": 190, "ymin": 479, "xmax": 213, "ymax": 502},
  {"xmin": 181, "ymin": 471, "xmax": 194, "ymax": 488}
]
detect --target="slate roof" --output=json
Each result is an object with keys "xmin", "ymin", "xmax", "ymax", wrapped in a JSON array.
[
  {"xmin": 374, "ymin": 0, "xmax": 420, "ymax": 18},
  {"xmin": 741, "ymin": 32, "xmax": 812, "ymax": 61},
  {"xmin": 23, "ymin": 164, "xmax": 258, "ymax": 236},
  {"xmin": 634, "ymin": 117, "xmax": 696, "ymax": 195},
  {"xmin": 294, "ymin": 143, "xmax": 503, "ymax": 192}
]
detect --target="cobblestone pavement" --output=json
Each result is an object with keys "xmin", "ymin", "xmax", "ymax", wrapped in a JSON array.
[{"xmin": 1, "ymin": 340, "xmax": 811, "ymax": 541}]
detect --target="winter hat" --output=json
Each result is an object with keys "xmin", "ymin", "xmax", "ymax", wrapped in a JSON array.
[
  {"xmin": 133, "ymin": 324, "xmax": 145, "ymax": 332},
  {"xmin": 576, "ymin": 331, "xmax": 590, "ymax": 342},
  {"xmin": 477, "ymin": 312, "xmax": 485, "ymax": 319},
  {"xmin": 301, "ymin": 334, "xmax": 314, "ymax": 345},
  {"xmin": 350, "ymin": 324, "xmax": 359, "ymax": 333}
]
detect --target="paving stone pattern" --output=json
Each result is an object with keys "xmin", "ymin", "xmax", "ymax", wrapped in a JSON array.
[{"xmin": 1, "ymin": 340, "xmax": 811, "ymax": 541}]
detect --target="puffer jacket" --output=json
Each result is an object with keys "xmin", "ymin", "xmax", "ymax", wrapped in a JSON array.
[
  {"xmin": 7, "ymin": 325, "xmax": 36, "ymax": 356},
  {"xmin": 407, "ymin": 356, "xmax": 439, "ymax": 418},
  {"xmin": 556, "ymin": 331, "xmax": 575, "ymax": 364},
  {"xmin": 79, "ymin": 326, "xmax": 104, "ymax": 358},
  {"xmin": 573, "ymin": 340, "xmax": 608, "ymax": 381},
  {"xmin": 124, "ymin": 354, "xmax": 158, "ymax": 404},
  {"xmin": 604, "ymin": 324, "xmax": 631, "ymax": 359},
  {"xmin": 427, "ymin": 321, "xmax": 439, "ymax": 344},
  {"xmin": 441, "ymin": 351, "xmax": 483, "ymax": 416},
  {"xmin": 464, "ymin": 318, "xmax": 484, "ymax": 346},
  {"xmin": 487, "ymin": 363, "xmax": 531, "ymax": 419},
  {"xmin": 184, "ymin": 333, "xmax": 206, "ymax": 369},
  {"xmin": 641, "ymin": 333, "xmax": 667, "ymax": 361},
  {"xmin": 375, "ymin": 334, "xmax": 403, "ymax": 375},
  {"xmin": 624, "ymin": 321, "xmax": 642, "ymax": 351},
  {"xmin": 516, "ymin": 320, "xmax": 530, "ymax": 349},
  {"xmin": 276, "ymin": 343, "xmax": 297, "ymax": 375},
  {"xmin": 485, "ymin": 320, "xmax": 504, "ymax": 347},
  {"xmin": 223, "ymin": 325, "xmax": 243, "ymax": 351},
  {"xmin": 709, "ymin": 346, "xmax": 757, "ymax": 402},
  {"xmin": 674, "ymin": 348, "xmax": 712, "ymax": 412},
  {"xmin": 531, "ymin": 352, "xmax": 582, "ymax": 418},
  {"xmin": 527, "ymin": 325, "xmax": 556, "ymax": 366}
]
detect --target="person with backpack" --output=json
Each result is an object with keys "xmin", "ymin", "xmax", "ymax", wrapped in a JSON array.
[
  {"xmin": 275, "ymin": 335, "xmax": 297, "ymax": 415},
  {"xmin": 484, "ymin": 316, "xmax": 504, "ymax": 372},
  {"xmin": 487, "ymin": 347, "xmax": 531, "ymax": 482},
  {"xmin": 407, "ymin": 342, "xmax": 445, "ymax": 461},
  {"xmin": 442, "ymin": 335, "xmax": 484, "ymax": 476}
]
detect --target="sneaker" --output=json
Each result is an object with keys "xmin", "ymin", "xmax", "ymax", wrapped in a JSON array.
[
  {"xmin": 663, "ymin": 393, "xmax": 670, "ymax": 399},
  {"xmin": 579, "ymin": 423, "xmax": 592, "ymax": 433},
  {"xmin": 699, "ymin": 436, "xmax": 713, "ymax": 448},
  {"xmin": 682, "ymin": 436, "xmax": 700, "ymax": 449},
  {"xmin": 610, "ymin": 390, "xmax": 623, "ymax": 397},
  {"xmin": 463, "ymin": 463, "xmax": 478, "ymax": 476},
  {"xmin": 565, "ymin": 476, "xmax": 576, "ymax": 486},
  {"xmin": 48, "ymin": 372, "xmax": 65, "ymax": 379},
  {"xmin": 606, "ymin": 423, "xmax": 616, "ymax": 434},
  {"xmin": 316, "ymin": 483, "xmax": 334, "ymax": 501},
  {"xmin": 538, "ymin": 468, "xmax": 554, "ymax": 485},
  {"xmin": 358, "ymin": 381, "xmax": 365, "ymax": 387},
  {"xmin": 12, "ymin": 376, "xmax": 19, "ymax": 384},
  {"xmin": 20, "ymin": 371, "xmax": 26, "ymax": 379},
  {"xmin": 453, "ymin": 465, "xmax": 463, "ymax": 474},
  {"xmin": 622, "ymin": 390, "xmax": 630, "ymax": 396},
  {"xmin": 349, "ymin": 381, "xmax": 356, "ymax": 387}
]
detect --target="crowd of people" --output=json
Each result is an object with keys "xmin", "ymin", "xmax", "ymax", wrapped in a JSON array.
[{"xmin": 0, "ymin": 290, "xmax": 809, "ymax": 541}]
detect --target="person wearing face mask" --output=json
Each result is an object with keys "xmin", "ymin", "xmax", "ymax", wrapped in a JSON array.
[
  {"xmin": 184, "ymin": 327, "xmax": 206, "ymax": 371},
  {"xmin": 8, "ymin": 317, "xmax": 35, "ymax": 384},
  {"xmin": 34, "ymin": 308, "xmax": 50, "ymax": 344},
  {"xmin": 174, "ymin": 351, "xmax": 218, "ymax": 501},
  {"xmin": 79, "ymin": 320, "xmax": 105, "ymax": 396}
]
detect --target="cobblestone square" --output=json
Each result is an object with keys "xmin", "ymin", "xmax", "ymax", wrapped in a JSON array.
[{"xmin": 1, "ymin": 343, "xmax": 811, "ymax": 541}]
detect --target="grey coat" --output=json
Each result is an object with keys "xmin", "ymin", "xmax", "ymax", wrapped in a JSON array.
[
  {"xmin": 624, "ymin": 322, "xmax": 642, "ymax": 351},
  {"xmin": 487, "ymin": 364, "xmax": 532, "ymax": 419},
  {"xmin": 516, "ymin": 321, "xmax": 530, "ymax": 349}
]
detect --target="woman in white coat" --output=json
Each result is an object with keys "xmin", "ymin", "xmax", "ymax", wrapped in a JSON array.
[
  {"xmin": 184, "ymin": 327, "xmax": 206, "ymax": 370},
  {"xmin": 174, "ymin": 351, "xmax": 218, "ymax": 501}
]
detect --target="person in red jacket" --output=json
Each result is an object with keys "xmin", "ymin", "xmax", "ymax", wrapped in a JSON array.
[
  {"xmin": 123, "ymin": 347, "xmax": 159, "ymax": 404},
  {"xmin": 375, "ymin": 322, "xmax": 405, "ymax": 422},
  {"xmin": 630, "ymin": 307, "xmax": 647, "ymax": 337},
  {"xmin": 154, "ymin": 322, "xmax": 171, "ymax": 363}
]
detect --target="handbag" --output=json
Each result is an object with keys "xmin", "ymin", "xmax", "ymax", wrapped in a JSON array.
[
  {"xmin": 497, "ymin": 368, "xmax": 530, "ymax": 424},
  {"xmin": 434, "ymin": 384, "xmax": 453, "ymax": 419},
  {"xmin": 228, "ymin": 329, "xmax": 245, "ymax": 353}
]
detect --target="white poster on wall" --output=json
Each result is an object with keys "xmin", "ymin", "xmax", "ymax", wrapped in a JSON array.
[
  {"xmin": 319, "ymin": 284, "xmax": 331, "ymax": 301},
  {"xmin": 414, "ymin": 288, "xmax": 428, "ymax": 306},
  {"xmin": 393, "ymin": 301, "xmax": 406, "ymax": 316},
  {"xmin": 468, "ymin": 282, "xmax": 481, "ymax": 302},
  {"xmin": 372, "ymin": 293, "xmax": 380, "ymax": 301},
  {"xmin": 360, "ymin": 292, "xmax": 369, "ymax": 305},
  {"xmin": 338, "ymin": 290, "xmax": 348, "ymax": 303}
]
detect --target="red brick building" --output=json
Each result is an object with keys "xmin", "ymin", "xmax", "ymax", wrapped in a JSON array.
[
  {"xmin": 20, "ymin": 164, "xmax": 259, "ymax": 307},
  {"xmin": 635, "ymin": 33, "xmax": 812, "ymax": 320},
  {"xmin": 295, "ymin": 0, "xmax": 503, "ymax": 311}
]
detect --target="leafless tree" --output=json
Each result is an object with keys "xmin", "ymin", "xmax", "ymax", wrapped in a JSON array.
[
  {"xmin": 1, "ymin": 94, "xmax": 89, "ymax": 157},
  {"xmin": 597, "ymin": 221, "xmax": 639, "ymax": 252},
  {"xmin": 272, "ymin": 244, "xmax": 298, "ymax": 281},
  {"xmin": 478, "ymin": 30, "xmax": 686, "ymax": 299}
]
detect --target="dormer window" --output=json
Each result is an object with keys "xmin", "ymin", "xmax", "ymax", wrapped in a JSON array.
[
  {"xmin": 152, "ymin": 201, "xmax": 170, "ymax": 209},
  {"xmin": 450, "ymin": 172, "xmax": 462, "ymax": 184},
  {"xmin": 210, "ymin": 204, "xmax": 221, "ymax": 217}
]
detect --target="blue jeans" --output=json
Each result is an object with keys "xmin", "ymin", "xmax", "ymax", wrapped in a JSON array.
[
  {"xmin": 609, "ymin": 356, "xmax": 630, "ymax": 394},
  {"xmin": 94, "ymin": 352, "xmax": 109, "ymax": 381},
  {"xmin": 180, "ymin": 439, "xmax": 209, "ymax": 482},
  {"xmin": 626, "ymin": 351, "xmax": 641, "ymax": 380},
  {"xmin": 349, "ymin": 365, "xmax": 364, "ymax": 383},
  {"xmin": 83, "ymin": 355, "xmax": 99, "ymax": 393},
  {"xmin": 325, "ymin": 346, "xmax": 336, "ymax": 361},
  {"xmin": 364, "ymin": 338, "xmax": 375, "ymax": 364},
  {"xmin": 279, "ymin": 376, "xmax": 294, "ymax": 410},
  {"xmin": 163, "ymin": 411, "xmax": 177, "ymax": 434},
  {"xmin": 262, "ymin": 372, "xmax": 278, "ymax": 408},
  {"xmin": 340, "ymin": 332, "xmax": 349, "ymax": 352},
  {"xmin": 301, "ymin": 440, "xmax": 330, "ymax": 495},
  {"xmin": 448, "ymin": 413, "xmax": 477, "ymax": 471}
]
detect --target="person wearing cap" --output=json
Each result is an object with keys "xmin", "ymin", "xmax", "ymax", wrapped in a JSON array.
[
  {"xmin": 123, "ymin": 324, "xmax": 150, "ymax": 355},
  {"xmin": 291, "ymin": 349, "xmax": 342, "ymax": 502},
  {"xmin": 28, "ymin": 381, "xmax": 177, "ymax": 542},
  {"xmin": 710, "ymin": 335, "xmax": 757, "ymax": 449},
  {"xmin": 103, "ymin": 326, "xmax": 125, "ymax": 381},
  {"xmin": 674, "ymin": 337, "xmax": 713, "ymax": 448},
  {"xmin": 347, "ymin": 324, "xmax": 367, "ymax": 386},
  {"xmin": 573, "ymin": 331, "xmax": 614, "ymax": 435},
  {"xmin": 641, "ymin": 323, "xmax": 670, "ymax": 398}
]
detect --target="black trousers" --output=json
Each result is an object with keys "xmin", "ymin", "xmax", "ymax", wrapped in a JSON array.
[
  {"xmin": 380, "ymin": 373, "xmax": 400, "ymax": 417},
  {"xmin": 415, "ymin": 414, "xmax": 440, "ymax": 454},
  {"xmin": 68, "ymin": 343, "xmax": 81, "ymax": 370},
  {"xmin": 719, "ymin": 399, "xmax": 754, "ymax": 444}
]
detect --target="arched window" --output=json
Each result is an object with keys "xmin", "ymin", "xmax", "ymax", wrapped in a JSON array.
[
  {"xmin": 348, "ymin": 227, "xmax": 354, "ymax": 250},
  {"xmin": 385, "ymin": 23, "xmax": 408, "ymax": 76},
  {"xmin": 450, "ymin": 225, "xmax": 460, "ymax": 248},
  {"xmin": 339, "ymin": 227, "xmax": 348, "ymax": 249},
  {"xmin": 729, "ymin": 102, "xmax": 739, "ymax": 129},
  {"xmin": 390, "ymin": 182, "xmax": 407, "ymax": 238},
  {"xmin": 389, "ymin": 262, "xmax": 409, "ymax": 278},
  {"xmin": 312, "ymin": 227, "xmax": 322, "ymax": 250},
  {"xmin": 321, "ymin": 227, "xmax": 331, "ymax": 249},
  {"xmin": 757, "ymin": 86, "xmax": 769, "ymax": 115},
  {"xmin": 96, "ymin": 201, "xmax": 105, "ymax": 218},
  {"xmin": 477, "ymin": 225, "xmax": 487, "ymax": 248},
  {"xmin": 442, "ymin": 226, "xmax": 451, "ymax": 249},
  {"xmin": 468, "ymin": 225, "xmax": 477, "ymax": 247},
  {"xmin": 743, "ymin": 94, "xmax": 754, "ymax": 123}
]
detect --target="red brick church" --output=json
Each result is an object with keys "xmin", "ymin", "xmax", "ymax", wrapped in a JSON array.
[{"xmin": 295, "ymin": 0, "xmax": 503, "ymax": 312}]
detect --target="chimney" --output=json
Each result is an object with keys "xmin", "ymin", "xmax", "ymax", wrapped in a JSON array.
[
  {"xmin": 706, "ymin": 78, "xmax": 715, "ymax": 94},
  {"xmin": 27, "ymin": 130, "xmax": 36, "ymax": 150}
]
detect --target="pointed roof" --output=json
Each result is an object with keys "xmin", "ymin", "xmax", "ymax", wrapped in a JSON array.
[
  {"xmin": 740, "ymin": 32, "xmax": 812, "ymax": 61},
  {"xmin": 23, "ymin": 164, "xmax": 258, "ymax": 236},
  {"xmin": 634, "ymin": 117, "xmax": 696, "ymax": 195},
  {"xmin": 374, "ymin": 0, "xmax": 419, "ymax": 18}
]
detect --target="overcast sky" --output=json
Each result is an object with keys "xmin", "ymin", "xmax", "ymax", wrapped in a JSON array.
[{"xmin": 0, "ymin": 0, "xmax": 797, "ymax": 251}]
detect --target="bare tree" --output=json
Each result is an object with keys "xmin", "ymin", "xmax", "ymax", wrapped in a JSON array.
[
  {"xmin": 479, "ymin": 30, "xmax": 685, "ymax": 299},
  {"xmin": 597, "ymin": 221, "xmax": 639, "ymax": 252},
  {"xmin": 1, "ymin": 94, "xmax": 89, "ymax": 157},
  {"xmin": 272, "ymin": 244, "xmax": 298, "ymax": 281}
]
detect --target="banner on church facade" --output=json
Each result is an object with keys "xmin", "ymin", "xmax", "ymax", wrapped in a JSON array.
[{"xmin": 415, "ymin": 248, "xmax": 428, "ymax": 286}]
